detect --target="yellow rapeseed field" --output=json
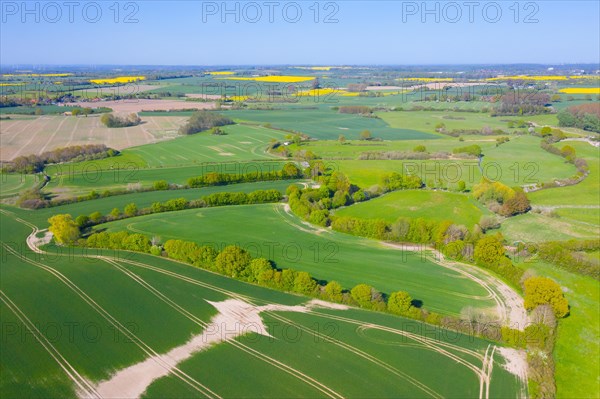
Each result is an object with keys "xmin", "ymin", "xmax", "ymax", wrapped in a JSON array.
[
  {"xmin": 218, "ymin": 76, "xmax": 314, "ymax": 83},
  {"xmin": 227, "ymin": 96, "xmax": 249, "ymax": 101},
  {"xmin": 90, "ymin": 76, "xmax": 146, "ymax": 84},
  {"xmin": 295, "ymin": 88, "xmax": 345, "ymax": 96},
  {"xmin": 206, "ymin": 71, "xmax": 235, "ymax": 75},
  {"xmin": 559, "ymin": 88, "xmax": 600, "ymax": 95},
  {"xmin": 0, "ymin": 82, "xmax": 25, "ymax": 86}
]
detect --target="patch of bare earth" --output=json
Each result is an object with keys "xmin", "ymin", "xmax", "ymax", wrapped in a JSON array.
[{"xmin": 91, "ymin": 299, "xmax": 347, "ymax": 398}]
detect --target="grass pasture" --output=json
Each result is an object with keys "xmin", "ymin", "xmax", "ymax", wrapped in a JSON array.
[
  {"xmin": 481, "ymin": 135, "xmax": 578, "ymax": 187},
  {"xmin": 0, "ymin": 208, "xmax": 525, "ymax": 398},
  {"xmin": 335, "ymin": 190, "xmax": 491, "ymax": 228},
  {"xmin": 529, "ymin": 141, "xmax": 600, "ymax": 206},
  {"xmin": 103, "ymin": 203, "xmax": 506, "ymax": 317},
  {"xmin": 499, "ymin": 212, "xmax": 599, "ymax": 243}
]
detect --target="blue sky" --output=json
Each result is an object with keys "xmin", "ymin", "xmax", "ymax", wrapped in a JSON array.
[{"xmin": 1, "ymin": 1, "xmax": 598, "ymax": 65}]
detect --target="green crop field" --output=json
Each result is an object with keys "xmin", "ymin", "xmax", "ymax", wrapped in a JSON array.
[
  {"xmin": 333, "ymin": 159, "xmax": 484, "ymax": 189},
  {"xmin": 379, "ymin": 110, "xmax": 527, "ymax": 134},
  {"xmin": 126, "ymin": 124, "xmax": 288, "ymax": 166},
  {"xmin": 0, "ymin": 173, "xmax": 41, "ymax": 198},
  {"xmin": 1, "ymin": 62, "xmax": 598, "ymax": 399},
  {"xmin": 13, "ymin": 180, "xmax": 304, "ymax": 227},
  {"xmin": 335, "ymin": 190, "xmax": 492, "ymax": 228},
  {"xmin": 39, "ymin": 122, "xmax": 292, "ymax": 198},
  {"xmin": 0, "ymin": 209, "xmax": 524, "ymax": 398},
  {"xmin": 2, "ymin": 8, "xmax": 600, "ymax": 398},
  {"xmin": 102, "ymin": 203, "xmax": 510, "ymax": 317},
  {"xmin": 225, "ymin": 108, "xmax": 439, "ymax": 140}
]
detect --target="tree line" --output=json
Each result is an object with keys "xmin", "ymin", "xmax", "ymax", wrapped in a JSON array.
[
  {"xmin": 72, "ymin": 189, "xmax": 284, "ymax": 230},
  {"xmin": 17, "ymin": 163, "xmax": 303, "ymax": 209},
  {"xmin": 2, "ymin": 144, "xmax": 118, "ymax": 174},
  {"xmin": 187, "ymin": 163, "xmax": 303, "ymax": 188}
]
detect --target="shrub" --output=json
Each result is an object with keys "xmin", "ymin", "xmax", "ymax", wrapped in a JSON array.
[
  {"xmin": 179, "ymin": 111, "xmax": 234, "ymax": 135},
  {"xmin": 524, "ymin": 277, "xmax": 569, "ymax": 318}
]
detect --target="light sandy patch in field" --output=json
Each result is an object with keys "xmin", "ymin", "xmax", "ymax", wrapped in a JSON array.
[
  {"xmin": 496, "ymin": 347, "xmax": 527, "ymax": 380},
  {"xmin": 218, "ymin": 152, "xmax": 234, "ymax": 156},
  {"xmin": 0, "ymin": 115, "xmax": 188, "ymax": 160},
  {"xmin": 65, "ymin": 99, "xmax": 215, "ymax": 113},
  {"xmin": 93, "ymin": 298, "xmax": 341, "ymax": 398}
]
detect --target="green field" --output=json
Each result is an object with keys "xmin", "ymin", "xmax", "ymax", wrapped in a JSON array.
[
  {"xmin": 225, "ymin": 108, "xmax": 439, "ymax": 140},
  {"xmin": 43, "ymin": 160, "xmax": 288, "ymax": 198},
  {"xmin": 334, "ymin": 159, "xmax": 484, "ymax": 189},
  {"xmin": 514, "ymin": 259, "xmax": 600, "ymax": 399},
  {"xmin": 0, "ymin": 174, "xmax": 41, "ymax": 198},
  {"xmin": 335, "ymin": 190, "xmax": 491, "ymax": 228},
  {"xmin": 500, "ymin": 212, "xmax": 599, "ymax": 243},
  {"xmin": 126, "ymin": 124, "xmax": 288, "ymax": 167},
  {"xmin": 102, "ymin": 203, "xmax": 509, "ymax": 317},
  {"xmin": 38, "ymin": 122, "xmax": 293, "ymax": 198},
  {"xmin": 529, "ymin": 142, "xmax": 600, "ymax": 206},
  {"xmin": 0, "ymin": 208, "xmax": 524, "ymax": 398},
  {"xmin": 15, "ymin": 180, "xmax": 304, "ymax": 227},
  {"xmin": 380, "ymin": 110, "xmax": 527, "ymax": 134},
  {"xmin": 481, "ymin": 135, "xmax": 578, "ymax": 187}
]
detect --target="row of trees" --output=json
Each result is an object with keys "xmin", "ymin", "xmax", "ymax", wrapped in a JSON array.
[
  {"xmin": 540, "ymin": 136, "xmax": 589, "ymax": 176},
  {"xmin": 338, "ymin": 106, "xmax": 372, "ymax": 114},
  {"xmin": 534, "ymin": 240, "xmax": 600, "ymax": 278},
  {"xmin": 187, "ymin": 163, "xmax": 303, "ymax": 188},
  {"xmin": 18, "ymin": 163, "xmax": 302, "ymax": 209},
  {"xmin": 79, "ymin": 230, "xmax": 546, "ymax": 351},
  {"xmin": 3, "ymin": 144, "xmax": 118, "ymax": 174},
  {"xmin": 74, "ymin": 189, "xmax": 284, "ymax": 229}
]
